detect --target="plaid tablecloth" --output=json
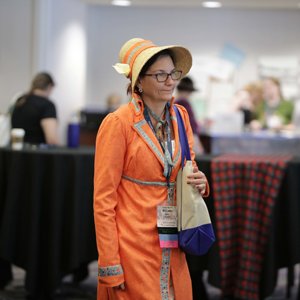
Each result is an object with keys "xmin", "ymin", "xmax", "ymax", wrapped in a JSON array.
[{"xmin": 211, "ymin": 154, "xmax": 291, "ymax": 300}]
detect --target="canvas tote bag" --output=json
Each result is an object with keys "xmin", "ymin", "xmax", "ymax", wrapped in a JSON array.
[{"xmin": 174, "ymin": 105, "xmax": 215, "ymax": 255}]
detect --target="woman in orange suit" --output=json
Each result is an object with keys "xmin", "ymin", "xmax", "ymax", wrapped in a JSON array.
[{"xmin": 94, "ymin": 37, "xmax": 209, "ymax": 300}]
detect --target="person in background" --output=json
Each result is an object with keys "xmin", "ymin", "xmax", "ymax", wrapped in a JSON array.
[
  {"xmin": 2, "ymin": 73, "xmax": 59, "ymax": 292},
  {"xmin": 175, "ymin": 76, "xmax": 200, "ymax": 135},
  {"xmin": 94, "ymin": 37, "xmax": 209, "ymax": 300},
  {"xmin": 231, "ymin": 82, "xmax": 263, "ymax": 126},
  {"xmin": 175, "ymin": 76, "xmax": 204, "ymax": 154},
  {"xmin": 11, "ymin": 72, "xmax": 59, "ymax": 145},
  {"xmin": 105, "ymin": 93, "xmax": 122, "ymax": 113},
  {"xmin": 250, "ymin": 77, "xmax": 294, "ymax": 131}
]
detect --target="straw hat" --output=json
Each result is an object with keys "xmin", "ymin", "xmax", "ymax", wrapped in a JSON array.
[{"xmin": 113, "ymin": 38, "xmax": 192, "ymax": 91}]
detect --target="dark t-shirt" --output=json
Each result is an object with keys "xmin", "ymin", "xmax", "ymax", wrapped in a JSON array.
[
  {"xmin": 11, "ymin": 94, "xmax": 57, "ymax": 144},
  {"xmin": 175, "ymin": 97, "xmax": 200, "ymax": 135}
]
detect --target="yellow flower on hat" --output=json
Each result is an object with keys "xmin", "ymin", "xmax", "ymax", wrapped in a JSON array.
[{"xmin": 112, "ymin": 63, "xmax": 131, "ymax": 77}]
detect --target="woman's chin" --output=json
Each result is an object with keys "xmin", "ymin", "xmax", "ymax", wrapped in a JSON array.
[{"xmin": 160, "ymin": 93, "xmax": 173, "ymax": 101}]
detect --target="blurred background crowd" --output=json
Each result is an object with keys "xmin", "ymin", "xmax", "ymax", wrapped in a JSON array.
[{"xmin": 1, "ymin": 0, "xmax": 300, "ymax": 148}]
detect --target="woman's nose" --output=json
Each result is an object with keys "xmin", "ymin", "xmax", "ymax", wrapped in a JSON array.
[{"xmin": 165, "ymin": 74, "xmax": 175, "ymax": 84}]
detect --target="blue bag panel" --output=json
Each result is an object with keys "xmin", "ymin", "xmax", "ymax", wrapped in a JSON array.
[{"xmin": 179, "ymin": 224, "xmax": 215, "ymax": 256}]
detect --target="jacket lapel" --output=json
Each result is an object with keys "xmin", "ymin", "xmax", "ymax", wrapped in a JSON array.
[
  {"xmin": 130, "ymin": 96, "xmax": 182, "ymax": 172},
  {"xmin": 130, "ymin": 96, "xmax": 165, "ymax": 167}
]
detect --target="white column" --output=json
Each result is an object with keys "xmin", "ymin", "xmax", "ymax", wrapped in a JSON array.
[
  {"xmin": 32, "ymin": 0, "xmax": 88, "ymax": 144},
  {"xmin": 31, "ymin": 0, "xmax": 52, "ymax": 73}
]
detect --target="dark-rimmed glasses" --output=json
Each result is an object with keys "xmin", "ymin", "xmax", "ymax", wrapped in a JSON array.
[{"xmin": 143, "ymin": 70, "xmax": 182, "ymax": 82}]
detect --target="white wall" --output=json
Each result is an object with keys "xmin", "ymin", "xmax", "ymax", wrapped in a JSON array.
[
  {"xmin": 45, "ymin": 0, "xmax": 87, "ymax": 142},
  {"xmin": 86, "ymin": 6, "xmax": 300, "ymax": 106},
  {"xmin": 0, "ymin": 0, "xmax": 87, "ymax": 143},
  {"xmin": 0, "ymin": 0, "xmax": 33, "ymax": 109},
  {"xmin": 1, "ymin": 1, "xmax": 300, "ymax": 142}
]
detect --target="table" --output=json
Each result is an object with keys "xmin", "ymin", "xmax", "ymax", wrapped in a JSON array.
[
  {"xmin": 0, "ymin": 146, "xmax": 97, "ymax": 298},
  {"xmin": 1, "ymin": 147, "xmax": 299, "ymax": 299},
  {"xmin": 199, "ymin": 131, "xmax": 300, "ymax": 155},
  {"xmin": 191, "ymin": 154, "xmax": 300, "ymax": 299}
]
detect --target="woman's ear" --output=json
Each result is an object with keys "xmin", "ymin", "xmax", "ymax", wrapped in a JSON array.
[{"xmin": 136, "ymin": 79, "xmax": 143, "ymax": 93}]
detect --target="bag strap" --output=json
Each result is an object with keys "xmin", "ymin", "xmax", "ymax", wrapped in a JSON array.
[{"xmin": 173, "ymin": 105, "xmax": 191, "ymax": 168}]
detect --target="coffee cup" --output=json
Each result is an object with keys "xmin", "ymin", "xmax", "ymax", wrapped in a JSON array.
[{"xmin": 11, "ymin": 128, "xmax": 25, "ymax": 150}]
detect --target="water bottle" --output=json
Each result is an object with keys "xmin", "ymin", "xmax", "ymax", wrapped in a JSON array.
[{"xmin": 67, "ymin": 113, "xmax": 80, "ymax": 148}]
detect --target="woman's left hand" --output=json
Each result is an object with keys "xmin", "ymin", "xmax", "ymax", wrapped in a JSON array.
[{"xmin": 187, "ymin": 166, "xmax": 207, "ymax": 195}]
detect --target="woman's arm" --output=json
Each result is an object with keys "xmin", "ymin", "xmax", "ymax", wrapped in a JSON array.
[
  {"xmin": 94, "ymin": 113, "xmax": 127, "ymax": 287},
  {"xmin": 41, "ymin": 118, "xmax": 60, "ymax": 145}
]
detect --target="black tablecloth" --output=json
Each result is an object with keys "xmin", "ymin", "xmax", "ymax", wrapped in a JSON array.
[
  {"xmin": 1, "ymin": 148, "xmax": 299, "ymax": 299},
  {"xmin": 0, "ymin": 146, "xmax": 97, "ymax": 297}
]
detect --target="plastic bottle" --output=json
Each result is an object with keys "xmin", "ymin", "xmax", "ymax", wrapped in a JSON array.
[{"xmin": 67, "ymin": 113, "xmax": 80, "ymax": 148}]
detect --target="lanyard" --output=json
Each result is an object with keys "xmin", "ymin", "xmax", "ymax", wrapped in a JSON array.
[{"xmin": 144, "ymin": 103, "xmax": 174, "ymax": 185}]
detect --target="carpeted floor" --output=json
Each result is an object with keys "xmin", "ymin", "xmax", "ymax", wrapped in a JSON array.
[{"xmin": 0, "ymin": 262, "xmax": 299, "ymax": 299}]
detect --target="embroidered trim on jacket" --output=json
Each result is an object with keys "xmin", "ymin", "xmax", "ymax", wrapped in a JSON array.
[
  {"xmin": 134, "ymin": 120, "xmax": 165, "ymax": 162},
  {"xmin": 131, "ymin": 97, "xmax": 140, "ymax": 113},
  {"xmin": 122, "ymin": 175, "xmax": 175, "ymax": 187},
  {"xmin": 160, "ymin": 248, "xmax": 171, "ymax": 300},
  {"xmin": 98, "ymin": 265, "xmax": 123, "ymax": 277},
  {"xmin": 134, "ymin": 119, "xmax": 181, "ymax": 166}
]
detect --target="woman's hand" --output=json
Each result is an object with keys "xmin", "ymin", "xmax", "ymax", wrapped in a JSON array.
[
  {"xmin": 113, "ymin": 282, "xmax": 125, "ymax": 290},
  {"xmin": 187, "ymin": 166, "xmax": 207, "ymax": 195}
]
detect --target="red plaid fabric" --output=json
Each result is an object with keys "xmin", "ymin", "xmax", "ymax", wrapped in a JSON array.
[{"xmin": 211, "ymin": 154, "xmax": 291, "ymax": 300}]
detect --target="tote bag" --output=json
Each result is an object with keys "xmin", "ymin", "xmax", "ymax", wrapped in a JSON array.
[{"xmin": 174, "ymin": 105, "xmax": 215, "ymax": 256}]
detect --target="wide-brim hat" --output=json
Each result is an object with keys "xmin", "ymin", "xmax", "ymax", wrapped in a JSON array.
[{"xmin": 113, "ymin": 38, "xmax": 192, "ymax": 91}]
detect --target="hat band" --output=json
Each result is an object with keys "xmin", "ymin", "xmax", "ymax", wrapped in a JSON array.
[{"xmin": 122, "ymin": 40, "xmax": 156, "ymax": 77}]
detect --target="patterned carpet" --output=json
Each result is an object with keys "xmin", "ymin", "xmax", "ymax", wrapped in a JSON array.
[{"xmin": 0, "ymin": 262, "xmax": 299, "ymax": 299}]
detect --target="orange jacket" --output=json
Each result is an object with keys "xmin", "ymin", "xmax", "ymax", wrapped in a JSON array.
[{"xmin": 94, "ymin": 95, "xmax": 207, "ymax": 300}]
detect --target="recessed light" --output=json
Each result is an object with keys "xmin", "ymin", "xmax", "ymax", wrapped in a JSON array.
[
  {"xmin": 112, "ymin": 0, "xmax": 131, "ymax": 6},
  {"xmin": 202, "ymin": 1, "xmax": 222, "ymax": 8}
]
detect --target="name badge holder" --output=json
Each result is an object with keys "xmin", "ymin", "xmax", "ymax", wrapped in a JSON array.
[{"xmin": 157, "ymin": 202, "xmax": 178, "ymax": 248}]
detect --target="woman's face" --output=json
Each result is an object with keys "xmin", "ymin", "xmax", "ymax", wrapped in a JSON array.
[
  {"xmin": 263, "ymin": 79, "xmax": 280, "ymax": 102},
  {"xmin": 138, "ymin": 55, "xmax": 178, "ymax": 104}
]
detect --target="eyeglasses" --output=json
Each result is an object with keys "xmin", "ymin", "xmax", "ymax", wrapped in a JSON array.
[{"xmin": 143, "ymin": 70, "xmax": 183, "ymax": 82}]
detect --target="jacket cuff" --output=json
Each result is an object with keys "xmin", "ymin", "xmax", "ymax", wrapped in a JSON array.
[{"xmin": 98, "ymin": 264, "xmax": 125, "ymax": 287}]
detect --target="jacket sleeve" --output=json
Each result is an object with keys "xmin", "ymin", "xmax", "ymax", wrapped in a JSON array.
[
  {"xmin": 178, "ymin": 105, "xmax": 210, "ymax": 197},
  {"xmin": 93, "ymin": 113, "xmax": 126, "ymax": 287}
]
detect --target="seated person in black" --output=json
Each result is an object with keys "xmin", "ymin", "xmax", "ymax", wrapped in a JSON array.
[{"xmin": 11, "ymin": 72, "xmax": 59, "ymax": 145}]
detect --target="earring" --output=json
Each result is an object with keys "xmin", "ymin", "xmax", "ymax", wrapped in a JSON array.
[{"xmin": 138, "ymin": 86, "xmax": 143, "ymax": 93}]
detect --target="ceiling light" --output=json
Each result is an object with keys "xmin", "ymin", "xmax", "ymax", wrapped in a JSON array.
[
  {"xmin": 202, "ymin": 1, "xmax": 222, "ymax": 8},
  {"xmin": 112, "ymin": 0, "xmax": 131, "ymax": 6}
]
